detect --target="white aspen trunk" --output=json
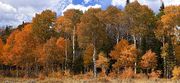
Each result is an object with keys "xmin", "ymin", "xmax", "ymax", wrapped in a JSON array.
[
  {"xmin": 133, "ymin": 35, "xmax": 136, "ymax": 47},
  {"xmin": 72, "ymin": 26, "xmax": 75, "ymax": 66},
  {"xmin": 116, "ymin": 27, "xmax": 120, "ymax": 44},
  {"xmin": 116, "ymin": 33, "xmax": 120, "ymax": 44},
  {"xmin": 162, "ymin": 36, "xmax": 167, "ymax": 78},
  {"xmin": 133, "ymin": 35, "xmax": 137, "ymax": 74},
  {"xmin": 139, "ymin": 37, "xmax": 142, "ymax": 48},
  {"xmin": 163, "ymin": 57, "xmax": 167, "ymax": 78},
  {"xmin": 93, "ymin": 46, "xmax": 97, "ymax": 77}
]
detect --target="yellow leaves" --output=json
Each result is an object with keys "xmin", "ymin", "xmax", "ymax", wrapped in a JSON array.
[
  {"xmin": 164, "ymin": 6, "xmax": 180, "ymax": 15},
  {"xmin": 161, "ymin": 13, "xmax": 176, "ymax": 27},
  {"xmin": 172, "ymin": 66, "xmax": 180, "ymax": 79},
  {"xmin": 160, "ymin": 6, "xmax": 180, "ymax": 36}
]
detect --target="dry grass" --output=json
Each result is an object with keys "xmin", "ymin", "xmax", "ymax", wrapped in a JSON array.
[{"xmin": 0, "ymin": 78, "xmax": 180, "ymax": 83}]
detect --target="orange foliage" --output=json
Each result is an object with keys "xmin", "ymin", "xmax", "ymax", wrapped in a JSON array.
[
  {"xmin": 0, "ymin": 38, "xmax": 3, "ymax": 63},
  {"xmin": 38, "ymin": 37, "xmax": 66, "ymax": 71},
  {"xmin": 83, "ymin": 70, "xmax": 94, "ymax": 80},
  {"xmin": 110, "ymin": 39, "xmax": 138, "ymax": 69},
  {"xmin": 55, "ymin": 16, "xmax": 73, "ymax": 33},
  {"xmin": 2, "ymin": 30, "xmax": 20, "ymax": 65},
  {"xmin": 83, "ymin": 44, "xmax": 94, "ymax": 68},
  {"xmin": 22, "ymin": 24, "xmax": 32, "ymax": 32},
  {"xmin": 108, "ymin": 71, "xmax": 117, "ymax": 79},
  {"xmin": 172, "ymin": 66, "xmax": 180, "ymax": 79},
  {"xmin": 120, "ymin": 67, "xmax": 135, "ymax": 79},
  {"xmin": 12, "ymin": 24, "xmax": 37, "ymax": 68},
  {"xmin": 140, "ymin": 50, "xmax": 157, "ymax": 70},
  {"xmin": 56, "ymin": 37, "xmax": 66, "ymax": 51},
  {"xmin": 96, "ymin": 52, "xmax": 109, "ymax": 69},
  {"xmin": 148, "ymin": 70, "xmax": 161, "ymax": 79},
  {"xmin": 0, "ymin": 38, "xmax": 3, "ymax": 50}
]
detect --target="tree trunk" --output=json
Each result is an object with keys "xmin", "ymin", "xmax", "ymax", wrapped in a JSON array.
[
  {"xmin": 162, "ymin": 36, "xmax": 167, "ymax": 78},
  {"xmin": 163, "ymin": 57, "xmax": 167, "ymax": 78},
  {"xmin": 139, "ymin": 37, "xmax": 142, "ymax": 49},
  {"xmin": 116, "ymin": 32, "xmax": 120, "ymax": 44},
  {"xmin": 133, "ymin": 35, "xmax": 137, "ymax": 74},
  {"xmin": 72, "ymin": 26, "xmax": 76, "ymax": 69},
  {"xmin": 93, "ymin": 46, "xmax": 97, "ymax": 77},
  {"xmin": 133, "ymin": 35, "xmax": 136, "ymax": 47},
  {"xmin": 167, "ymin": 63, "xmax": 169, "ymax": 78}
]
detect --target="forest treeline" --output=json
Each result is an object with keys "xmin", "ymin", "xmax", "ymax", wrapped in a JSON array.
[{"xmin": 0, "ymin": 1, "xmax": 180, "ymax": 79}]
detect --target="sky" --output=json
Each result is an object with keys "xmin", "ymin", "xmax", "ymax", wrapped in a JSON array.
[{"xmin": 0, "ymin": 0, "xmax": 180, "ymax": 27}]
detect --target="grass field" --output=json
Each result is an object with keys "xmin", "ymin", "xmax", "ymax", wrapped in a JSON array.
[{"xmin": 0, "ymin": 78, "xmax": 180, "ymax": 83}]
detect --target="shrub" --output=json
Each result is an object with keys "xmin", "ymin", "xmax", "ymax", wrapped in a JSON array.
[
  {"xmin": 83, "ymin": 70, "xmax": 93, "ymax": 80},
  {"xmin": 97, "ymin": 69, "xmax": 107, "ymax": 80},
  {"xmin": 38, "ymin": 73, "xmax": 46, "ymax": 80},
  {"xmin": 108, "ymin": 71, "xmax": 117, "ymax": 79},
  {"xmin": 48, "ymin": 71, "xmax": 63, "ymax": 79},
  {"xmin": 148, "ymin": 70, "xmax": 161, "ymax": 79},
  {"xmin": 134, "ymin": 73, "xmax": 147, "ymax": 79},
  {"xmin": 120, "ymin": 67, "xmax": 135, "ymax": 79},
  {"xmin": 64, "ymin": 70, "xmax": 71, "ymax": 77},
  {"xmin": 98, "ymin": 69, "xmax": 107, "ymax": 77}
]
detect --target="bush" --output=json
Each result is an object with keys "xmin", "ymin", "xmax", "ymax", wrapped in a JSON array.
[
  {"xmin": 83, "ymin": 70, "xmax": 93, "ymax": 80},
  {"xmin": 97, "ymin": 69, "xmax": 108, "ymax": 80},
  {"xmin": 120, "ymin": 67, "xmax": 135, "ymax": 79},
  {"xmin": 63, "ymin": 70, "xmax": 71, "ymax": 77},
  {"xmin": 98, "ymin": 69, "xmax": 107, "ymax": 77},
  {"xmin": 48, "ymin": 71, "xmax": 63, "ymax": 79},
  {"xmin": 172, "ymin": 66, "xmax": 180, "ymax": 79},
  {"xmin": 38, "ymin": 73, "xmax": 46, "ymax": 80},
  {"xmin": 134, "ymin": 73, "xmax": 147, "ymax": 79},
  {"xmin": 108, "ymin": 71, "xmax": 117, "ymax": 79},
  {"xmin": 148, "ymin": 70, "xmax": 161, "ymax": 79}
]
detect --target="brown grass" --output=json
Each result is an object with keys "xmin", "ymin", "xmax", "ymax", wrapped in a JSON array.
[{"xmin": 0, "ymin": 78, "xmax": 180, "ymax": 83}]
